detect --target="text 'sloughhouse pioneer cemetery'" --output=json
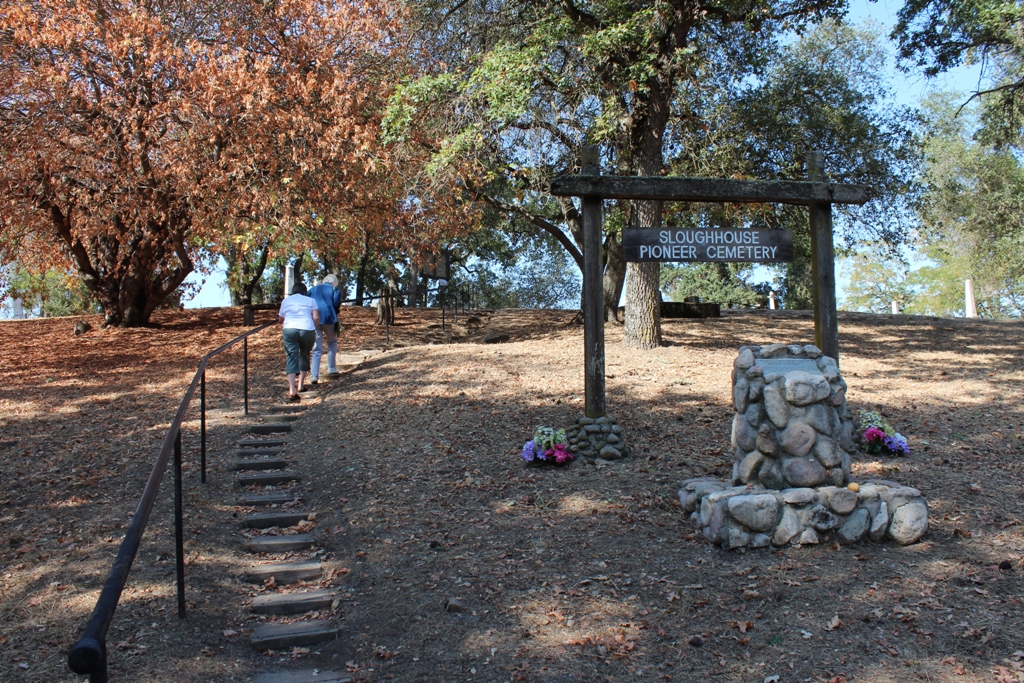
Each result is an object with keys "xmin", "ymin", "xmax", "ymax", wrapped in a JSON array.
[{"xmin": 622, "ymin": 228, "xmax": 794, "ymax": 263}]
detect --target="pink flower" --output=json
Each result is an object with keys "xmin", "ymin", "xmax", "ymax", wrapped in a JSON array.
[{"xmin": 863, "ymin": 427, "xmax": 885, "ymax": 442}]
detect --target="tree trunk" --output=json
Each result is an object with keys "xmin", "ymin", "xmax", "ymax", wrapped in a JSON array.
[
  {"xmin": 226, "ymin": 242, "xmax": 271, "ymax": 307},
  {"xmin": 375, "ymin": 286, "xmax": 395, "ymax": 325},
  {"xmin": 291, "ymin": 251, "xmax": 306, "ymax": 291},
  {"xmin": 621, "ymin": 83, "xmax": 669, "ymax": 348},
  {"xmin": 51, "ymin": 209, "xmax": 193, "ymax": 327},
  {"xmin": 623, "ymin": 189, "xmax": 663, "ymax": 348},
  {"xmin": 355, "ymin": 233, "xmax": 370, "ymax": 306},
  {"xmin": 603, "ymin": 232, "xmax": 627, "ymax": 322},
  {"xmin": 623, "ymin": 264, "xmax": 662, "ymax": 348},
  {"xmin": 242, "ymin": 244, "xmax": 270, "ymax": 304},
  {"xmin": 408, "ymin": 263, "xmax": 421, "ymax": 307}
]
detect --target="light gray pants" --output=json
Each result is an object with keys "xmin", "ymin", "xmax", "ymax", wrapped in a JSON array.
[{"xmin": 311, "ymin": 323, "xmax": 338, "ymax": 378}]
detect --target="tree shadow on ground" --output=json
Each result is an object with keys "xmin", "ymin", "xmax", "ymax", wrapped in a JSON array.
[{"xmin": 2, "ymin": 307, "xmax": 1022, "ymax": 682}]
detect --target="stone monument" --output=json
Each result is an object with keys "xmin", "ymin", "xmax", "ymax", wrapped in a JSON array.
[{"xmin": 680, "ymin": 344, "xmax": 928, "ymax": 548}]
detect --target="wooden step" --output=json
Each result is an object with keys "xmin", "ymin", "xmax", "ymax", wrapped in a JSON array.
[
  {"xmin": 242, "ymin": 512, "xmax": 310, "ymax": 529},
  {"xmin": 234, "ymin": 458, "xmax": 289, "ymax": 472},
  {"xmin": 251, "ymin": 423, "xmax": 292, "ymax": 435},
  {"xmin": 246, "ymin": 534, "xmax": 316, "ymax": 554},
  {"xmin": 250, "ymin": 620, "xmax": 338, "ymax": 650},
  {"xmin": 251, "ymin": 588, "xmax": 335, "ymax": 615},
  {"xmin": 246, "ymin": 560, "xmax": 322, "ymax": 584},
  {"xmin": 238, "ymin": 492, "xmax": 300, "ymax": 506},
  {"xmin": 268, "ymin": 405, "xmax": 307, "ymax": 414},
  {"xmin": 237, "ymin": 472, "xmax": 300, "ymax": 487},
  {"xmin": 253, "ymin": 669, "xmax": 351, "ymax": 683},
  {"xmin": 234, "ymin": 448, "xmax": 285, "ymax": 457},
  {"xmin": 265, "ymin": 414, "xmax": 301, "ymax": 422},
  {"xmin": 238, "ymin": 439, "xmax": 286, "ymax": 448}
]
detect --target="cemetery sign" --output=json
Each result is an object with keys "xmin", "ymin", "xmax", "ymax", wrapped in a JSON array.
[{"xmin": 622, "ymin": 228, "xmax": 793, "ymax": 263}]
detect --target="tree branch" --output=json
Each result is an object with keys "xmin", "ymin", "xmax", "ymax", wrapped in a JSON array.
[
  {"xmin": 463, "ymin": 176, "xmax": 584, "ymax": 270},
  {"xmin": 561, "ymin": 0, "xmax": 603, "ymax": 29}
]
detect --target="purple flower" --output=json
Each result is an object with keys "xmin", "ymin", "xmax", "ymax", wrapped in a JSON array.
[
  {"xmin": 521, "ymin": 440, "xmax": 540, "ymax": 462},
  {"xmin": 884, "ymin": 434, "xmax": 910, "ymax": 456}
]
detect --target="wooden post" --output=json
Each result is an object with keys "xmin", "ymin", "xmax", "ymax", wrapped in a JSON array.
[
  {"xmin": 581, "ymin": 145, "xmax": 606, "ymax": 418},
  {"xmin": 807, "ymin": 151, "xmax": 839, "ymax": 363}
]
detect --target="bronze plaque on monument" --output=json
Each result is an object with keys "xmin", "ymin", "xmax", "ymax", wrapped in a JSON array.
[{"xmin": 754, "ymin": 358, "xmax": 823, "ymax": 376}]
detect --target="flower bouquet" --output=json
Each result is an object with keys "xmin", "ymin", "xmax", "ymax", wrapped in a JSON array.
[
  {"xmin": 521, "ymin": 426, "xmax": 574, "ymax": 466},
  {"xmin": 858, "ymin": 410, "xmax": 910, "ymax": 456}
]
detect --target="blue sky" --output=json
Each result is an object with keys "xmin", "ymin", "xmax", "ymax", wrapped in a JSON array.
[{"xmin": 183, "ymin": 0, "xmax": 985, "ymax": 311}]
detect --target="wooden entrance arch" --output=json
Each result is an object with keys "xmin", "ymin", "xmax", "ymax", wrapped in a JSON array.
[{"xmin": 549, "ymin": 145, "xmax": 870, "ymax": 419}]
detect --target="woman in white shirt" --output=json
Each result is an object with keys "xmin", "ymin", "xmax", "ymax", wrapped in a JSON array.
[{"xmin": 278, "ymin": 282, "xmax": 320, "ymax": 400}]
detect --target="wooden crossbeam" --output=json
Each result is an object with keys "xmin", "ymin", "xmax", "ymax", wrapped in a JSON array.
[{"xmin": 549, "ymin": 176, "xmax": 869, "ymax": 205}]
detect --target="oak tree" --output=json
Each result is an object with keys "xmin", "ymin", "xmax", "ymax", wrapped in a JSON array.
[{"xmin": 0, "ymin": 0, "xmax": 411, "ymax": 326}]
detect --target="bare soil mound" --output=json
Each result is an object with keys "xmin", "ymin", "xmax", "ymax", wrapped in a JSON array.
[{"xmin": 1, "ymin": 306, "xmax": 1021, "ymax": 682}]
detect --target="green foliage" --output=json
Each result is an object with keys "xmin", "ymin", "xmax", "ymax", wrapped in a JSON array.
[
  {"xmin": 533, "ymin": 426, "xmax": 568, "ymax": 451},
  {"xmin": 661, "ymin": 20, "xmax": 918, "ymax": 310},
  {"xmin": 4, "ymin": 268, "xmax": 99, "ymax": 317},
  {"xmin": 895, "ymin": 0, "xmax": 1024, "ymax": 78},
  {"xmin": 904, "ymin": 257, "xmax": 974, "ymax": 316},
  {"xmin": 660, "ymin": 263, "xmax": 766, "ymax": 307},
  {"xmin": 733, "ymin": 20, "xmax": 919, "ymax": 247},
  {"xmin": 256, "ymin": 261, "xmax": 290, "ymax": 304},
  {"xmin": 396, "ymin": 5, "xmax": 917, "ymax": 339},
  {"xmin": 910, "ymin": 95, "xmax": 1024, "ymax": 317},
  {"xmin": 895, "ymin": 0, "xmax": 1024, "ymax": 144},
  {"xmin": 451, "ymin": 238, "xmax": 581, "ymax": 310},
  {"xmin": 842, "ymin": 253, "xmax": 914, "ymax": 313},
  {"xmin": 858, "ymin": 409, "xmax": 895, "ymax": 436},
  {"xmin": 382, "ymin": 74, "xmax": 461, "ymax": 144}
]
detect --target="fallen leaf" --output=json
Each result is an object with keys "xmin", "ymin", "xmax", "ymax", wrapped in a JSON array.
[{"xmin": 733, "ymin": 620, "xmax": 753, "ymax": 634}]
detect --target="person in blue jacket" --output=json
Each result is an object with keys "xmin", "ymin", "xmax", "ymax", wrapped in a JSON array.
[{"xmin": 308, "ymin": 274, "xmax": 342, "ymax": 384}]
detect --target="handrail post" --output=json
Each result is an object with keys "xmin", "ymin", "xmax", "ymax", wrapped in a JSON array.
[
  {"xmin": 200, "ymin": 370, "xmax": 206, "ymax": 484},
  {"xmin": 92, "ymin": 644, "xmax": 107, "ymax": 683},
  {"xmin": 243, "ymin": 337, "xmax": 250, "ymax": 416},
  {"xmin": 173, "ymin": 430, "xmax": 186, "ymax": 619}
]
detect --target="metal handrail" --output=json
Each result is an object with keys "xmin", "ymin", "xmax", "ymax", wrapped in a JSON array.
[{"xmin": 68, "ymin": 320, "xmax": 276, "ymax": 682}]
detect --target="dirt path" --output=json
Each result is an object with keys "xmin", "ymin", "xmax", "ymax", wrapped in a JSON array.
[{"xmin": 1, "ymin": 307, "xmax": 1022, "ymax": 682}]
